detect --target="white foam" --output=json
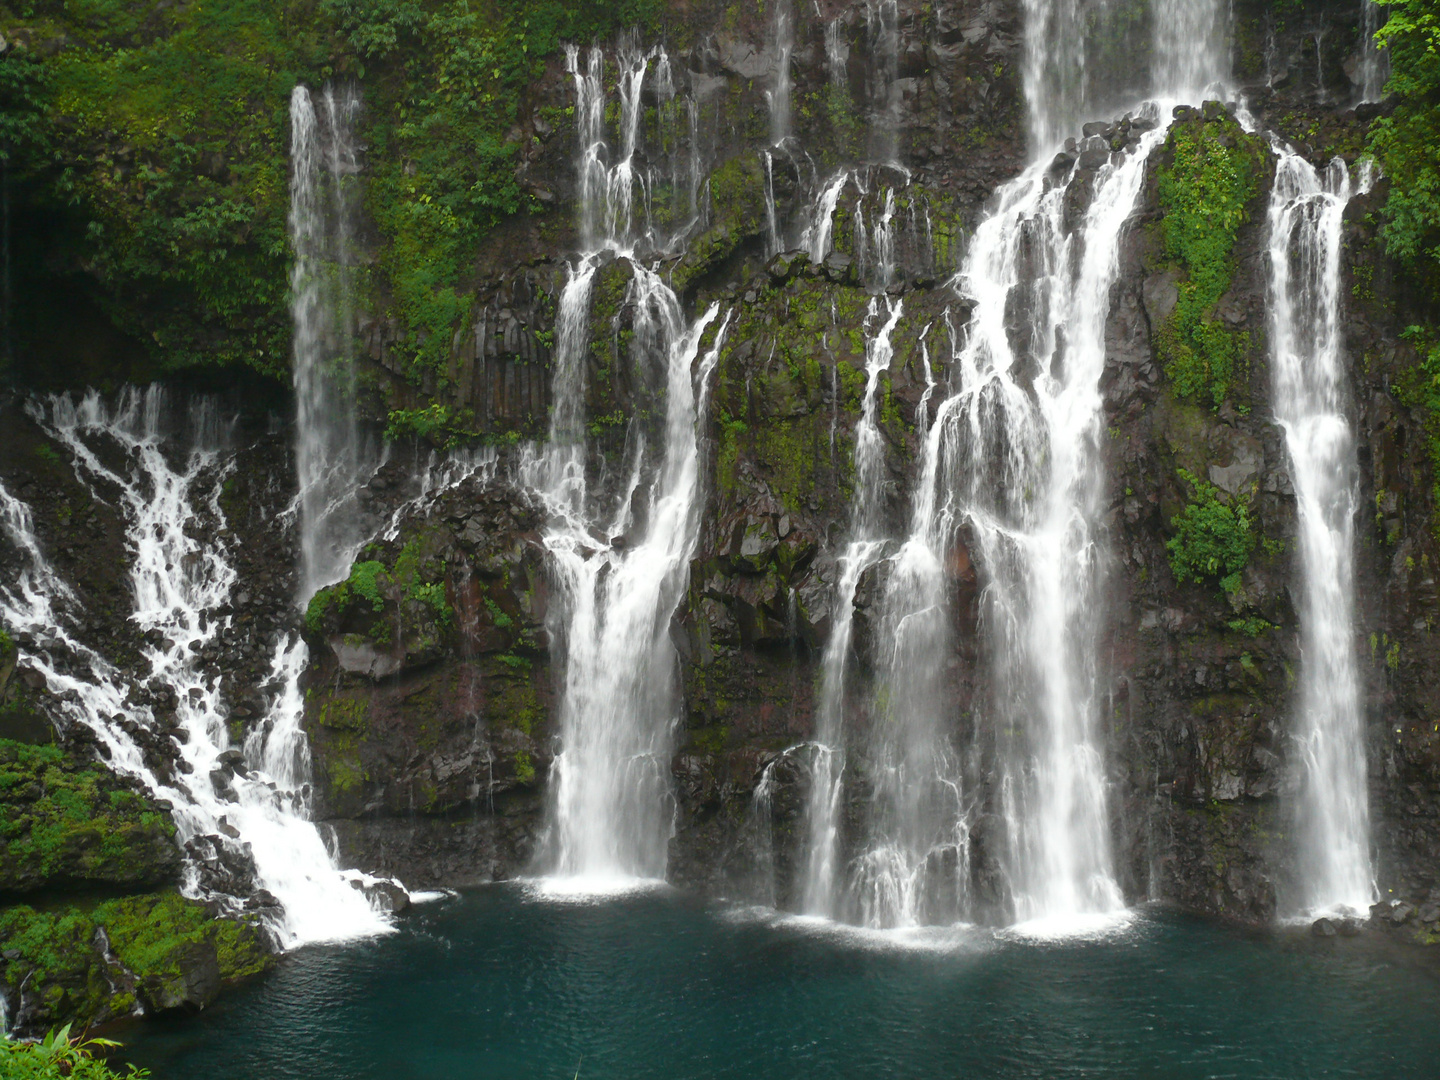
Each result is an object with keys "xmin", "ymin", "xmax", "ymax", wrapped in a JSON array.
[
  {"xmin": 519, "ymin": 874, "xmax": 673, "ymax": 903},
  {"xmin": 999, "ymin": 909, "xmax": 1139, "ymax": 944}
]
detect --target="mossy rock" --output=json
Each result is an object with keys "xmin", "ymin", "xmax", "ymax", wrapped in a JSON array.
[
  {"xmin": 0, "ymin": 739, "xmax": 181, "ymax": 895},
  {"xmin": 0, "ymin": 891, "xmax": 273, "ymax": 1034}
]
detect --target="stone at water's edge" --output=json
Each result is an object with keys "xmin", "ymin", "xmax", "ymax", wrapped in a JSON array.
[{"xmin": 0, "ymin": 738, "xmax": 276, "ymax": 1035}]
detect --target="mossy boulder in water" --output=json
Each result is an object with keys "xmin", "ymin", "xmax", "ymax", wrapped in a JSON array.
[{"xmin": 0, "ymin": 891, "xmax": 274, "ymax": 1035}]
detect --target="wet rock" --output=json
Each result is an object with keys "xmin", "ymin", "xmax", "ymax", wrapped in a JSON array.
[
  {"xmin": 353, "ymin": 877, "xmax": 412, "ymax": 913},
  {"xmin": 1311, "ymin": 917, "xmax": 1338, "ymax": 937},
  {"xmin": 330, "ymin": 637, "xmax": 404, "ymax": 681}
]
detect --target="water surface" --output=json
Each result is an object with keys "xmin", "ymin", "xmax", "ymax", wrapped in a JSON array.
[{"xmin": 120, "ymin": 886, "xmax": 1440, "ymax": 1079}]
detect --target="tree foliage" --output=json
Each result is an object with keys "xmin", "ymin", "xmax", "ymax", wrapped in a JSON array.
[{"xmin": 1371, "ymin": 0, "xmax": 1440, "ymax": 294}]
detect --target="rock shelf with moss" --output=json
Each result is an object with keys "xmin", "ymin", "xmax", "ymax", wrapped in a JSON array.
[
  {"xmin": 0, "ymin": 891, "xmax": 273, "ymax": 1033},
  {"xmin": 0, "ymin": 740, "xmax": 181, "ymax": 897}
]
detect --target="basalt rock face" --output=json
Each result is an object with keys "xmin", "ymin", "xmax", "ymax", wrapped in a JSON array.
[
  {"xmin": 371, "ymin": 0, "xmax": 1030, "ymax": 437},
  {"xmin": 300, "ymin": 470, "xmax": 554, "ymax": 888}
]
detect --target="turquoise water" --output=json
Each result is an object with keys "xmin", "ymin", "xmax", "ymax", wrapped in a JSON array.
[{"xmin": 120, "ymin": 885, "xmax": 1440, "ymax": 1079}]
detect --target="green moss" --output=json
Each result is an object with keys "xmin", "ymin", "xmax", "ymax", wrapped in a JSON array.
[
  {"xmin": 317, "ymin": 697, "xmax": 369, "ymax": 733},
  {"xmin": 1392, "ymin": 325, "xmax": 1440, "ymax": 544},
  {"xmin": 0, "ymin": 892, "xmax": 271, "ymax": 1031},
  {"xmin": 96, "ymin": 891, "xmax": 270, "ymax": 987},
  {"xmin": 1155, "ymin": 113, "xmax": 1266, "ymax": 407},
  {"xmin": 512, "ymin": 749, "xmax": 536, "ymax": 783},
  {"xmin": 0, "ymin": 740, "xmax": 178, "ymax": 894},
  {"xmin": 1166, "ymin": 468, "xmax": 1257, "ymax": 595}
]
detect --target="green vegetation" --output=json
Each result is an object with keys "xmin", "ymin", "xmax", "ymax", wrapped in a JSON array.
[
  {"xmin": 0, "ymin": 739, "xmax": 178, "ymax": 893},
  {"xmin": 384, "ymin": 403, "xmax": 479, "ymax": 447},
  {"xmin": 0, "ymin": 892, "xmax": 271, "ymax": 1032},
  {"xmin": 319, "ymin": 0, "xmax": 662, "ymax": 382},
  {"xmin": 1, "ymin": 0, "xmax": 661, "ymax": 383},
  {"xmin": 1, "ymin": 1025, "xmax": 149, "ymax": 1080},
  {"xmin": 306, "ymin": 557, "xmax": 386, "ymax": 632},
  {"xmin": 1392, "ymin": 326, "xmax": 1440, "ymax": 536},
  {"xmin": 0, "ymin": 0, "xmax": 338, "ymax": 377},
  {"xmin": 1166, "ymin": 468, "xmax": 1256, "ymax": 595},
  {"xmin": 1371, "ymin": 0, "xmax": 1440, "ymax": 296},
  {"xmin": 1155, "ymin": 112, "xmax": 1265, "ymax": 407},
  {"xmin": 306, "ymin": 535, "xmax": 453, "ymax": 638}
]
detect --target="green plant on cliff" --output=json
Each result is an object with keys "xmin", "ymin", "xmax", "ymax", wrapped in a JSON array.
[
  {"xmin": 3, "ymin": 0, "xmax": 662, "ymax": 382},
  {"xmin": 1166, "ymin": 468, "xmax": 1257, "ymax": 595},
  {"xmin": 1155, "ymin": 113, "xmax": 1264, "ymax": 407},
  {"xmin": 1, "ymin": 1024, "xmax": 148, "ymax": 1080},
  {"xmin": 384, "ymin": 403, "xmax": 479, "ymax": 447},
  {"xmin": 1371, "ymin": 0, "xmax": 1440, "ymax": 298},
  {"xmin": 1393, "ymin": 325, "xmax": 1440, "ymax": 535}
]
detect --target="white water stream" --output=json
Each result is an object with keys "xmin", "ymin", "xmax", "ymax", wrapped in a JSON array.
[
  {"xmin": 1358, "ymin": 0, "xmax": 1390, "ymax": 104},
  {"xmin": 800, "ymin": 299, "xmax": 903, "ymax": 917},
  {"xmin": 1267, "ymin": 148, "xmax": 1375, "ymax": 916},
  {"xmin": 528, "ymin": 43, "xmax": 731, "ymax": 886},
  {"xmin": 0, "ymin": 388, "xmax": 389, "ymax": 947},
  {"xmin": 794, "ymin": 0, "xmax": 1231, "ymax": 929},
  {"xmin": 290, "ymin": 83, "xmax": 376, "ymax": 602}
]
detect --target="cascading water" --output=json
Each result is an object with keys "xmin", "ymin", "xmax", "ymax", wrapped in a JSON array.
[
  {"xmin": 803, "ymin": 171, "xmax": 851, "ymax": 263},
  {"xmin": 1267, "ymin": 148, "xmax": 1375, "ymax": 916},
  {"xmin": 290, "ymin": 83, "xmax": 374, "ymax": 601},
  {"xmin": 529, "ymin": 41, "xmax": 730, "ymax": 884},
  {"xmin": 0, "ymin": 387, "xmax": 389, "ymax": 947},
  {"xmin": 800, "ymin": 299, "xmax": 903, "ymax": 917},
  {"xmin": 796, "ymin": 0, "xmax": 1231, "ymax": 929},
  {"xmin": 529, "ymin": 279, "xmax": 729, "ymax": 883},
  {"xmin": 1358, "ymin": 0, "xmax": 1390, "ymax": 103},
  {"xmin": 864, "ymin": 0, "xmax": 901, "ymax": 163},
  {"xmin": 768, "ymin": 0, "xmax": 794, "ymax": 148}
]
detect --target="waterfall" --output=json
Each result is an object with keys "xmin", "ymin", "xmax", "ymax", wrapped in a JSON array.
[
  {"xmin": 1267, "ymin": 149, "xmax": 1375, "ymax": 917},
  {"xmin": 826, "ymin": 17, "xmax": 848, "ymax": 86},
  {"xmin": 768, "ymin": 0, "xmax": 794, "ymax": 147},
  {"xmin": 872, "ymin": 188, "xmax": 897, "ymax": 290},
  {"xmin": 0, "ymin": 388, "xmax": 390, "ymax": 947},
  {"xmin": 529, "ymin": 42, "xmax": 730, "ymax": 884},
  {"xmin": 800, "ymin": 299, "xmax": 903, "ymax": 917},
  {"xmin": 865, "ymin": 0, "xmax": 901, "ymax": 163},
  {"xmin": 803, "ymin": 171, "xmax": 851, "ymax": 263},
  {"xmin": 792, "ymin": 0, "xmax": 1231, "ymax": 929},
  {"xmin": 566, "ymin": 41, "xmax": 698, "ymax": 255},
  {"xmin": 1152, "ymin": 0, "xmax": 1229, "ymax": 105},
  {"xmin": 764, "ymin": 151, "xmax": 781, "ymax": 256},
  {"xmin": 528, "ymin": 280, "xmax": 729, "ymax": 883},
  {"xmin": 1358, "ymin": 0, "xmax": 1390, "ymax": 103},
  {"xmin": 289, "ymin": 83, "xmax": 373, "ymax": 603},
  {"xmin": 1021, "ymin": 0, "xmax": 1092, "ymax": 151}
]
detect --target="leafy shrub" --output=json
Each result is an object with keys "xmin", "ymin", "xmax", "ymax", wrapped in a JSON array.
[
  {"xmin": 0, "ymin": 1024, "xmax": 148, "ymax": 1080},
  {"xmin": 1166, "ymin": 469, "xmax": 1257, "ymax": 594},
  {"xmin": 1155, "ymin": 113, "xmax": 1265, "ymax": 407},
  {"xmin": 1371, "ymin": 0, "xmax": 1440, "ymax": 293}
]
